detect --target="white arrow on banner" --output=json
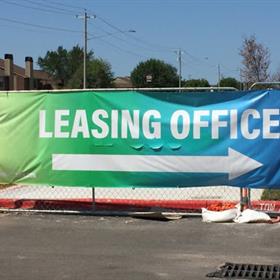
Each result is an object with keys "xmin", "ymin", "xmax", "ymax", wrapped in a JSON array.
[{"xmin": 52, "ymin": 148, "xmax": 262, "ymax": 180}]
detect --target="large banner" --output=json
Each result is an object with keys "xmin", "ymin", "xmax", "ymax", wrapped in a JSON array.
[{"xmin": 0, "ymin": 90, "xmax": 279, "ymax": 188}]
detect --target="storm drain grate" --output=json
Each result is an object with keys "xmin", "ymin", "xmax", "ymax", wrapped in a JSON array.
[{"xmin": 207, "ymin": 263, "xmax": 280, "ymax": 279}]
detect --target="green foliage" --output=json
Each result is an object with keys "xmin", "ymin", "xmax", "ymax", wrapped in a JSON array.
[
  {"xmin": 38, "ymin": 45, "xmax": 113, "ymax": 88},
  {"xmin": 220, "ymin": 77, "xmax": 240, "ymax": 89},
  {"xmin": 182, "ymin": 78, "xmax": 210, "ymax": 87},
  {"xmin": 67, "ymin": 58, "xmax": 113, "ymax": 88},
  {"xmin": 261, "ymin": 189, "xmax": 280, "ymax": 201},
  {"xmin": 130, "ymin": 59, "xmax": 179, "ymax": 88}
]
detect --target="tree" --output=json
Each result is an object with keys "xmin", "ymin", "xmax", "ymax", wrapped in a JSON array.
[
  {"xmin": 261, "ymin": 189, "xmax": 280, "ymax": 201},
  {"xmin": 219, "ymin": 77, "xmax": 240, "ymax": 89},
  {"xmin": 182, "ymin": 78, "xmax": 210, "ymax": 87},
  {"xmin": 38, "ymin": 45, "xmax": 113, "ymax": 88},
  {"xmin": 239, "ymin": 35, "xmax": 270, "ymax": 84},
  {"xmin": 130, "ymin": 59, "xmax": 179, "ymax": 88},
  {"xmin": 270, "ymin": 66, "xmax": 280, "ymax": 83},
  {"xmin": 67, "ymin": 58, "xmax": 113, "ymax": 88}
]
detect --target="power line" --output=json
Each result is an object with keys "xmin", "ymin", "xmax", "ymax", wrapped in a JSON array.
[
  {"xmin": 23, "ymin": 0, "xmax": 77, "ymax": 14},
  {"xmin": 95, "ymin": 15, "xmax": 175, "ymax": 53},
  {"xmin": 182, "ymin": 49, "xmax": 216, "ymax": 68},
  {"xmin": 94, "ymin": 15, "xmax": 123, "ymax": 33},
  {"xmin": 182, "ymin": 49, "xmax": 239, "ymax": 76},
  {"xmin": 84, "ymin": 5, "xmax": 240, "ymax": 76},
  {"xmin": 182, "ymin": 49, "xmax": 205, "ymax": 62},
  {"xmin": 89, "ymin": 22, "xmax": 170, "ymax": 55},
  {"xmin": 0, "ymin": 16, "xmax": 82, "ymax": 33},
  {"xmin": 23, "ymin": 0, "xmax": 155, "ymax": 58},
  {"xmin": 220, "ymin": 63, "xmax": 240, "ymax": 74},
  {"xmin": 0, "ymin": 0, "xmax": 74, "ymax": 16},
  {"xmin": 89, "ymin": 18, "xmax": 183, "ymax": 68},
  {"xmin": 31, "ymin": 0, "xmax": 176, "ymax": 55},
  {"xmin": 40, "ymin": 0, "xmax": 85, "ymax": 11},
  {"xmin": 1, "ymin": 1, "xmax": 165, "ymax": 59},
  {"xmin": 2, "ymin": 0, "xmax": 234, "ymax": 79},
  {"xmin": 88, "ymin": 22, "xmax": 157, "ymax": 59},
  {"xmin": 88, "ymin": 29, "xmax": 136, "ymax": 40},
  {"xmin": 89, "ymin": 22, "xmax": 129, "ymax": 43},
  {"xmin": 0, "ymin": 22, "xmax": 60, "ymax": 34},
  {"xmin": 94, "ymin": 35, "xmax": 148, "ymax": 59},
  {"xmin": 90, "ymin": 14, "xmax": 199, "ymax": 78},
  {"xmin": 99, "ymin": 38, "xmax": 148, "ymax": 59}
]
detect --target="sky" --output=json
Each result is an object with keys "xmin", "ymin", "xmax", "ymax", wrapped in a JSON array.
[{"xmin": 0, "ymin": 0, "xmax": 280, "ymax": 84}]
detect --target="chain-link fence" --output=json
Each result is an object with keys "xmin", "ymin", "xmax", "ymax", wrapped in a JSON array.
[
  {"xmin": 0, "ymin": 184, "xmax": 277, "ymax": 214},
  {"xmin": 0, "ymin": 88, "xmax": 278, "ymax": 215}
]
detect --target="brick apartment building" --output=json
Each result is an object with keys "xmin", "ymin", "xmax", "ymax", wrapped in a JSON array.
[{"xmin": 0, "ymin": 54, "xmax": 55, "ymax": 91}]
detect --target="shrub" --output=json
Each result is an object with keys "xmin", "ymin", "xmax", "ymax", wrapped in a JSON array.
[{"xmin": 261, "ymin": 189, "xmax": 280, "ymax": 201}]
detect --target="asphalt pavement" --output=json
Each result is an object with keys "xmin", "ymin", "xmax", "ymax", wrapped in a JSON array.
[{"xmin": 0, "ymin": 213, "xmax": 279, "ymax": 280}]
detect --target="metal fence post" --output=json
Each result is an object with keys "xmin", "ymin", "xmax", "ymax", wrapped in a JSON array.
[
  {"xmin": 248, "ymin": 188, "xmax": 252, "ymax": 209},
  {"xmin": 240, "ymin": 187, "xmax": 243, "ymax": 211},
  {"xmin": 240, "ymin": 187, "xmax": 250, "ymax": 211},
  {"xmin": 92, "ymin": 187, "xmax": 96, "ymax": 212}
]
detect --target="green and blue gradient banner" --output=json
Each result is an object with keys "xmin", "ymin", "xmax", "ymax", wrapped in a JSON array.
[{"xmin": 0, "ymin": 90, "xmax": 279, "ymax": 188}]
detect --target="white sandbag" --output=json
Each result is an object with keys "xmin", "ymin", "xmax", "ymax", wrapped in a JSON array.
[
  {"xmin": 202, "ymin": 208, "xmax": 238, "ymax": 223},
  {"xmin": 234, "ymin": 209, "xmax": 271, "ymax": 223}
]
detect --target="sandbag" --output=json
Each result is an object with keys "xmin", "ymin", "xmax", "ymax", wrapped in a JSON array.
[
  {"xmin": 234, "ymin": 209, "xmax": 271, "ymax": 223},
  {"xmin": 202, "ymin": 207, "xmax": 238, "ymax": 223}
]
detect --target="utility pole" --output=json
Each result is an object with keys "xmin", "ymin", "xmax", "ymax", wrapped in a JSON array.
[
  {"xmin": 239, "ymin": 68, "xmax": 243, "ymax": 90},
  {"xmin": 76, "ymin": 10, "xmax": 95, "ymax": 89},
  {"xmin": 175, "ymin": 49, "xmax": 182, "ymax": 92},
  {"xmin": 178, "ymin": 48, "xmax": 182, "ymax": 90},
  {"xmin": 217, "ymin": 64, "xmax": 221, "ymax": 90}
]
